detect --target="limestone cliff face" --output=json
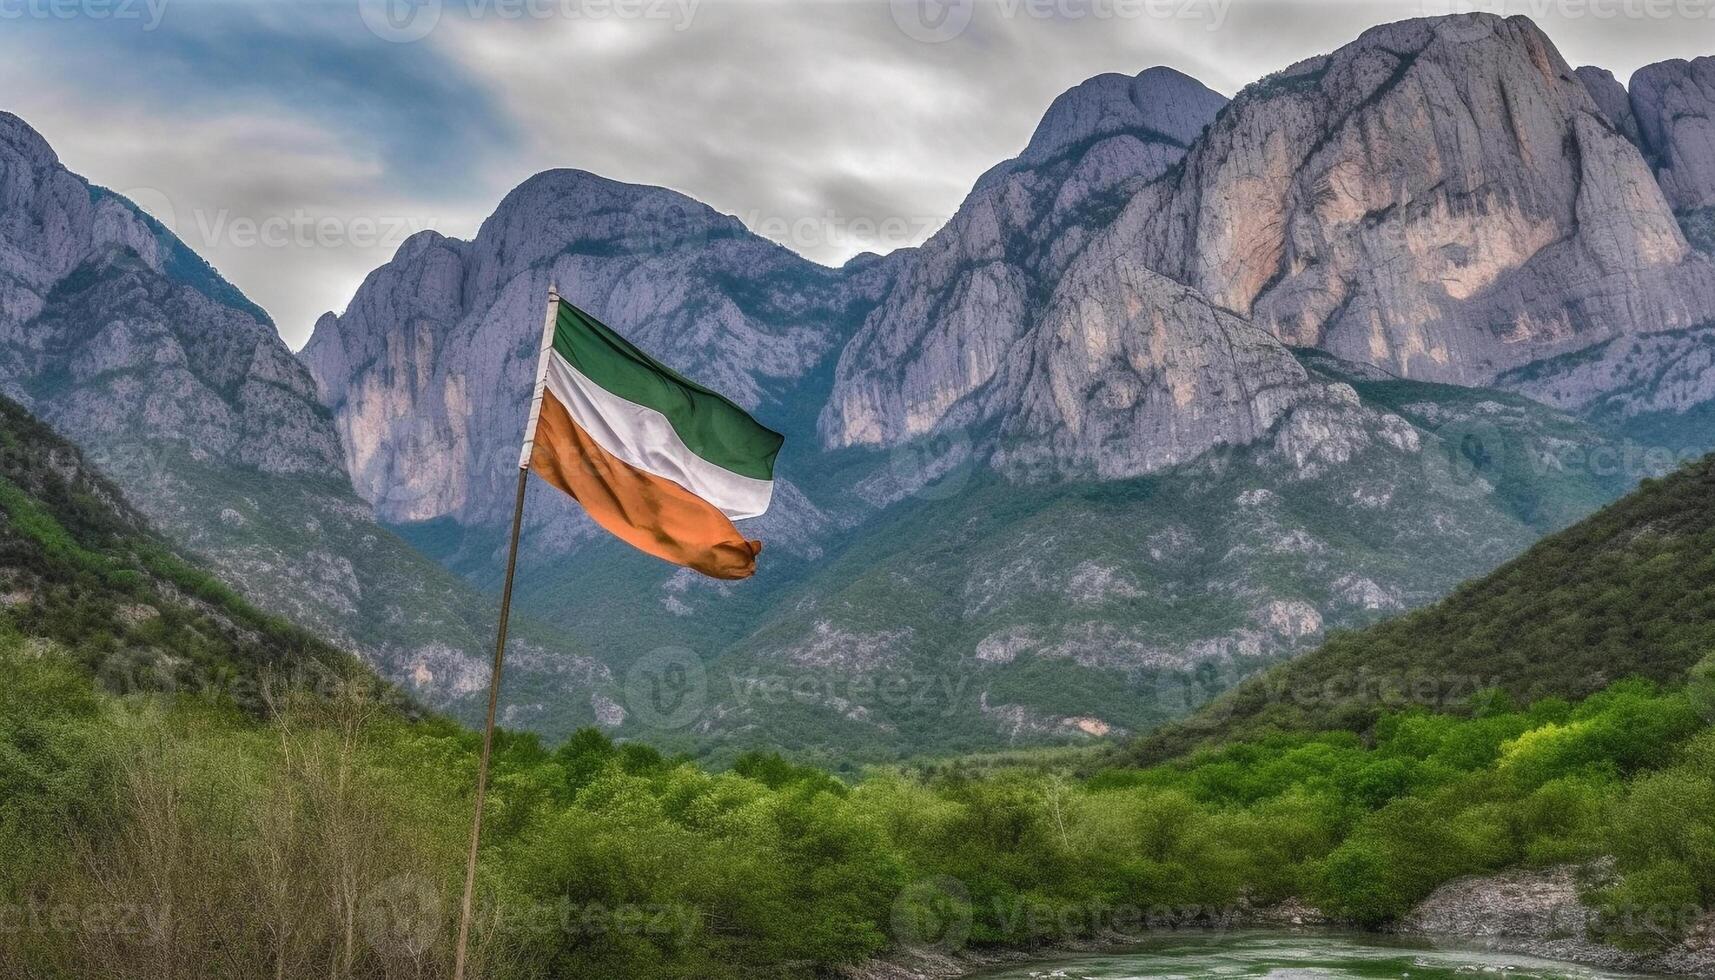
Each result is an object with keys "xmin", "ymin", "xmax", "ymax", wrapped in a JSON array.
[
  {"xmin": 1575, "ymin": 67, "xmax": 1641, "ymax": 148},
  {"xmin": 1630, "ymin": 56, "xmax": 1715, "ymax": 213},
  {"xmin": 982, "ymin": 242, "xmax": 1392, "ymax": 482},
  {"xmin": 302, "ymin": 170, "xmax": 860, "ymax": 551},
  {"xmin": 819, "ymin": 68, "xmax": 1228, "ymax": 451},
  {"xmin": 1128, "ymin": 15, "xmax": 1714, "ymax": 386}
]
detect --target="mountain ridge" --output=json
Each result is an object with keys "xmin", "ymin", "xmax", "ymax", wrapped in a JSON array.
[
  {"xmin": 288, "ymin": 15, "xmax": 1715, "ymax": 757},
  {"xmin": 0, "ymin": 110, "xmax": 620, "ymax": 738}
]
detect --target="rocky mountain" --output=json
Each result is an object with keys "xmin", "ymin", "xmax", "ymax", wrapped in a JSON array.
[
  {"xmin": 301, "ymin": 170, "xmax": 871, "ymax": 562},
  {"xmin": 1630, "ymin": 56, "xmax": 1715, "ymax": 218},
  {"xmin": 1504, "ymin": 54, "xmax": 1715, "ymax": 457},
  {"xmin": 1117, "ymin": 15, "xmax": 1715, "ymax": 392},
  {"xmin": 0, "ymin": 111, "xmax": 616, "ymax": 737},
  {"xmin": 0, "ymin": 389, "xmax": 389, "ymax": 714},
  {"xmin": 817, "ymin": 68, "xmax": 1380, "ymax": 483},
  {"xmin": 293, "ymin": 17, "xmax": 1691, "ymax": 761},
  {"xmin": 820, "ymin": 67, "xmax": 1228, "ymax": 453}
]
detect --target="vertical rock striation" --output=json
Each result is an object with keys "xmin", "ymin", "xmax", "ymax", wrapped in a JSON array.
[
  {"xmin": 819, "ymin": 68, "xmax": 1229, "ymax": 451},
  {"xmin": 1126, "ymin": 15, "xmax": 1715, "ymax": 386},
  {"xmin": 1631, "ymin": 56, "xmax": 1715, "ymax": 213}
]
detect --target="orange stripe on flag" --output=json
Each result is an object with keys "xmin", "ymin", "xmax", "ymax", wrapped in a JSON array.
[{"xmin": 528, "ymin": 389, "xmax": 763, "ymax": 580}]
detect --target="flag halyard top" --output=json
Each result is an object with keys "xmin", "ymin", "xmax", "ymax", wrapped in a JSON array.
[{"xmin": 518, "ymin": 290, "xmax": 783, "ymax": 580}]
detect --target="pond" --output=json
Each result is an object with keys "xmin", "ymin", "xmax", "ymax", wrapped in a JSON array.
[{"xmin": 968, "ymin": 931, "xmax": 1674, "ymax": 979}]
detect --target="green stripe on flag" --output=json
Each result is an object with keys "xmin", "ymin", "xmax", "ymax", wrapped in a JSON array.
[{"xmin": 550, "ymin": 301, "xmax": 782, "ymax": 481}]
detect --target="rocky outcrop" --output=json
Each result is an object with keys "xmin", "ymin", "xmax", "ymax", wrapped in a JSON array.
[
  {"xmin": 1128, "ymin": 15, "xmax": 1715, "ymax": 386},
  {"xmin": 820, "ymin": 68, "xmax": 1227, "ymax": 451},
  {"xmin": 5, "ymin": 248, "xmax": 346, "ymax": 478},
  {"xmin": 0, "ymin": 111, "xmax": 344, "ymax": 482},
  {"xmin": 1402, "ymin": 865, "xmax": 1715, "ymax": 979},
  {"xmin": 820, "ymin": 63, "xmax": 1416, "ymax": 483},
  {"xmin": 302, "ymin": 169, "xmax": 858, "ymax": 556},
  {"xmin": 1576, "ymin": 66, "xmax": 1641, "ymax": 148},
  {"xmin": 985, "ymin": 251, "xmax": 1384, "ymax": 481},
  {"xmin": 1631, "ymin": 56, "xmax": 1715, "ymax": 213}
]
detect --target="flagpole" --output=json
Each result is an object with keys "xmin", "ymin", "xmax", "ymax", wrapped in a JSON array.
[{"xmin": 452, "ymin": 284, "xmax": 560, "ymax": 980}]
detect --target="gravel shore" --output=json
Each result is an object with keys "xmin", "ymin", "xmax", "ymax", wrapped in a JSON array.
[{"xmin": 1399, "ymin": 865, "xmax": 1715, "ymax": 978}]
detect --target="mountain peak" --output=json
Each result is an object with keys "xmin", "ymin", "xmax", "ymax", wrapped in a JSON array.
[
  {"xmin": 1628, "ymin": 55, "xmax": 1715, "ymax": 212},
  {"xmin": 0, "ymin": 111, "xmax": 57, "ymax": 169},
  {"xmin": 472, "ymin": 167, "xmax": 750, "ymax": 279},
  {"xmin": 1016, "ymin": 66, "xmax": 1226, "ymax": 169},
  {"xmin": 1574, "ymin": 66, "xmax": 1641, "ymax": 146}
]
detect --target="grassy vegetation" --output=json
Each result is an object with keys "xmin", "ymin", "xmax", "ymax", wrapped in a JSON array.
[{"xmin": 3, "ymin": 639, "xmax": 1710, "ymax": 978}]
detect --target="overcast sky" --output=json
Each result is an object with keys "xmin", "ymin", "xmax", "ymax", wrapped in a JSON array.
[{"xmin": 2, "ymin": 0, "xmax": 1710, "ymax": 348}]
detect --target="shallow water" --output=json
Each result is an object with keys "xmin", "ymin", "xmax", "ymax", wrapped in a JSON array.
[{"xmin": 968, "ymin": 931, "xmax": 1670, "ymax": 979}]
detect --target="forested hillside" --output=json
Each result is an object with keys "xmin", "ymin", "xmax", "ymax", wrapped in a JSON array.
[
  {"xmin": 0, "ymin": 394, "xmax": 388, "ymax": 711},
  {"xmin": 1133, "ymin": 454, "xmax": 1715, "ymax": 761}
]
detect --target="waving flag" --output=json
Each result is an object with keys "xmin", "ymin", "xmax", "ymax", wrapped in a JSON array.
[{"xmin": 518, "ymin": 292, "xmax": 782, "ymax": 579}]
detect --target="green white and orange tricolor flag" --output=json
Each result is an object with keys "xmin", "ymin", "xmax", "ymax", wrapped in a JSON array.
[{"xmin": 517, "ymin": 289, "xmax": 782, "ymax": 580}]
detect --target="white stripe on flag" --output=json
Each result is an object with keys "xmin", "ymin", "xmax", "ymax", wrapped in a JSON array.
[{"xmin": 540, "ymin": 349, "xmax": 775, "ymax": 520}]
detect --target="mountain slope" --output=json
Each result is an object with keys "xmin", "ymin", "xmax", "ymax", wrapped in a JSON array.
[
  {"xmin": 1135, "ymin": 452, "xmax": 1715, "ymax": 760},
  {"xmin": 820, "ymin": 67, "xmax": 1227, "ymax": 452},
  {"xmin": 678, "ymin": 344, "xmax": 1662, "ymax": 760},
  {"xmin": 0, "ymin": 391, "xmax": 389, "ymax": 711},
  {"xmin": 0, "ymin": 111, "xmax": 614, "ymax": 734}
]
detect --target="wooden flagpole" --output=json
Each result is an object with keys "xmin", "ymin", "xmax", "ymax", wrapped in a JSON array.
[{"xmin": 452, "ymin": 284, "xmax": 561, "ymax": 980}]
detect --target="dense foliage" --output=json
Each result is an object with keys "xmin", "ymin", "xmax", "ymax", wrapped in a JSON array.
[{"xmin": 2, "ymin": 638, "xmax": 1711, "ymax": 978}]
